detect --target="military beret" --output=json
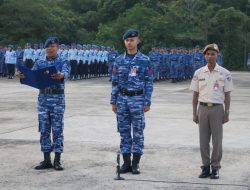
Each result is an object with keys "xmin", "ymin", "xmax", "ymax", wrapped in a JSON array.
[
  {"xmin": 123, "ymin": 29, "xmax": 140, "ymax": 40},
  {"xmin": 44, "ymin": 37, "xmax": 59, "ymax": 48},
  {"xmin": 203, "ymin": 43, "xmax": 219, "ymax": 54}
]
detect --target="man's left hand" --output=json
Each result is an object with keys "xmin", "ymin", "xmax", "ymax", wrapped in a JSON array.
[
  {"xmin": 51, "ymin": 73, "xmax": 64, "ymax": 80},
  {"xmin": 223, "ymin": 113, "xmax": 229, "ymax": 124}
]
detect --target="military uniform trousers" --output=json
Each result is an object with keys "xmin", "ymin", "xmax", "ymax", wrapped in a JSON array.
[
  {"xmin": 38, "ymin": 94, "xmax": 65, "ymax": 153},
  {"xmin": 117, "ymin": 94, "xmax": 145, "ymax": 154}
]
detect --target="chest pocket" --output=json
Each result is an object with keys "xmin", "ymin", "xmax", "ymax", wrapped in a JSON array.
[{"xmin": 118, "ymin": 66, "xmax": 129, "ymax": 80}]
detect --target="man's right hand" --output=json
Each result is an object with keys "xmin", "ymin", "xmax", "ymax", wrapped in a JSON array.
[
  {"xmin": 112, "ymin": 104, "xmax": 117, "ymax": 113},
  {"xmin": 193, "ymin": 114, "xmax": 199, "ymax": 124},
  {"xmin": 15, "ymin": 71, "xmax": 25, "ymax": 79}
]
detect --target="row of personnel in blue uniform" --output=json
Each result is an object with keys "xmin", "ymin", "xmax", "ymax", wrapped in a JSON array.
[
  {"xmin": 0, "ymin": 43, "xmax": 119, "ymax": 80},
  {"xmin": 2, "ymin": 43, "xmax": 250, "ymax": 81},
  {"xmin": 148, "ymin": 46, "xmax": 224, "ymax": 83}
]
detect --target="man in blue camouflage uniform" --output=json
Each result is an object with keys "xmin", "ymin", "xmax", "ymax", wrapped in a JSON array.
[
  {"xmin": 0, "ymin": 45, "xmax": 5, "ymax": 77},
  {"xmin": 192, "ymin": 45, "xmax": 205, "ymax": 71},
  {"xmin": 17, "ymin": 37, "xmax": 70, "ymax": 171},
  {"xmin": 170, "ymin": 47, "xmax": 179, "ymax": 83},
  {"xmin": 16, "ymin": 45, "xmax": 24, "ymax": 68},
  {"xmin": 247, "ymin": 52, "xmax": 250, "ymax": 70},
  {"xmin": 148, "ymin": 47, "xmax": 160, "ymax": 81},
  {"xmin": 111, "ymin": 29, "xmax": 154, "ymax": 175},
  {"xmin": 108, "ymin": 46, "xmax": 119, "ymax": 81}
]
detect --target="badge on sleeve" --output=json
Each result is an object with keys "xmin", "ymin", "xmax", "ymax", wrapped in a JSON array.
[{"xmin": 130, "ymin": 66, "xmax": 137, "ymax": 76}]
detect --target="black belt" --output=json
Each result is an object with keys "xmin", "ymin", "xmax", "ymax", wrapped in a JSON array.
[
  {"xmin": 119, "ymin": 88, "xmax": 143, "ymax": 96},
  {"xmin": 39, "ymin": 89, "xmax": 64, "ymax": 94},
  {"xmin": 200, "ymin": 102, "xmax": 221, "ymax": 107}
]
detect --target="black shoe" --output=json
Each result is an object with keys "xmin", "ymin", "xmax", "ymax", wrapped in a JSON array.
[
  {"xmin": 35, "ymin": 152, "xmax": 52, "ymax": 170},
  {"xmin": 210, "ymin": 169, "xmax": 219, "ymax": 179},
  {"xmin": 35, "ymin": 160, "xmax": 53, "ymax": 170},
  {"xmin": 54, "ymin": 153, "xmax": 64, "ymax": 171},
  {"xmin": 199, "ymin": 166, "xmax": 211, "ymax": 178},
  {"xmin": 120, "ymin": 153, "xmax": 132, "ymax": 173},
  {"xmin": 132, "ymin": 153, "xmax": 141, "ymax": 175}
]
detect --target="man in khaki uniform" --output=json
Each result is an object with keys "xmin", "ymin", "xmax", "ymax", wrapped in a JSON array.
[{"xmin": 190, "ymin": 43, "xmax": 233, "ymax": 179}]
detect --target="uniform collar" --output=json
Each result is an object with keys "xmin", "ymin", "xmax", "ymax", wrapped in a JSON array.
[
  {"xmin": 46, "ymin": 55, "xmax": 59, "ymax": 61},
  {"xmin": 203, "ymin": 63, "xmax": 220, "ymax": 72},
  {"xmin": 123, "ymin": 50, "xmax": 142, "ymax": 59}
]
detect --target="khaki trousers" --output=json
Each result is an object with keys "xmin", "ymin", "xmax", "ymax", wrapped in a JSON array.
[{"xmin": 198, "ymin": 104, "xmax": 224, "ymax": 170}]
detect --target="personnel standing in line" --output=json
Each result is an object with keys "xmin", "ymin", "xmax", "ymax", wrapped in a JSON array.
[
  {"xmin": 0, "ymin": 45, "xmax": 6, "ymax": 77},
  {"xmin": 190, "ymin": 43, "xmax": 233, "ymax": 179},
  {"xmin": 111, "ymin": 29, "xmax": 154, "ymax": 175},
  {"xmin": 16, "ymin": 37, "xmax": 70, "ymax": 171},
  {"xmin": 5, "ymin": 45, "xmax": 17, "ymax": 79},
  {"xmin": 23, "ymin": 43, "xmax": 34, "ymax": 69}
]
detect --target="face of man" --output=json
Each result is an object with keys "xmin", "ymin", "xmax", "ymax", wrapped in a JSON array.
[
  {"xmin": 124, "ymin": 37, "xmax": 140, "ymax": 52},
  {"xmin": 46, "ymin": 44, "xmax": 58, "ymax": 58},
  {"xmin": 204, "ymin": 50, "xmax": 218, "ymax": 64}
]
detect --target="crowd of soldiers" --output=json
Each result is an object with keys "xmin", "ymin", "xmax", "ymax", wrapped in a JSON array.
[
  {"xmin": 4, "ymin": 43, "xmax": 250, "ymax": 83},
  {"xmin": 148, "ymin": 45, "xmax": 224, "ymax": 83},
  {"xmin": 0, "ymin": 43, "xmax": 119, "ymax": 80}
]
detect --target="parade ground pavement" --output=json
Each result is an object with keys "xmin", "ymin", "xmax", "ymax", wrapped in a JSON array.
[{"xmin": 0, "ymin": 72, "xmax": 250, "ymax": 190}]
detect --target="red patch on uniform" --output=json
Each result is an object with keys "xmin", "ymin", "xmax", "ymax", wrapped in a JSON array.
[
  {"xmin": 112, "ymin": 69, "xmax": 117, "ymax": 74},
  {"xmin": 148, "ymin": 70, "xmax": 153, "ymax": 74}
]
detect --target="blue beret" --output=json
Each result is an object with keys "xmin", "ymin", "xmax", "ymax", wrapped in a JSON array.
[
  {"xmin": 195, "ymin": 45, "xmax": 200, "ymax": 48},
  {"xmin": 8, "ymin": 44, "xmax": 13, "ymax": 48},
  {"xmin": 44, "ymin": 37, "xmax": 59, "ymax": 48},
  {"xmin": 123, "ymin": 29, "xmax": 140, "ymax": 40}
]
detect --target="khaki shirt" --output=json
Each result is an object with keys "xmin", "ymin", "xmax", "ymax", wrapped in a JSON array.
[{"xmin": 190, "ymin": 64, "xmax": 233, "ymax": 104}]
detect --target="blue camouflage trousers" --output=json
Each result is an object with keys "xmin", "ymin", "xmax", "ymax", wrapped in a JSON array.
[
  {"xmin": 117, "ymin": 94, "xmax": 145, "ymax": 154},
  {"xmin": 38, "ymin": 94, "xmax": 65, "ymax": 153}
]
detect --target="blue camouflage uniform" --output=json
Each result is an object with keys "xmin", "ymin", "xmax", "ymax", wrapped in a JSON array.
[
  {"xmin": 148, "ymin": 49, "xmax": 159, "ymax": 80},
  {"xmin": 0, "ymin": 48, "xmax": 5, "ymax": 75},
  {"xmin": 170, "ymin": 51, "xmax": 179, "ymax": 82},
  {"xmin": 32, "ymin": 38, "xmax": 70, "ymax": 153},
  {"xmin": 247, "ymin": 52, "xmax": 250, "ymax": 69},
  {"xmin": 111, "ymin": 51, "xmax": 154, "ymax": 154},
  {"xmin": 107, "ymin": 48, "xmax": 119, "ymax": 79}
]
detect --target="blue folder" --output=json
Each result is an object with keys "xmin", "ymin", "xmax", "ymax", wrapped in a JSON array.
[{"xmin": 18, "ymin": 65, "xmax": 62, "ymax": 89}]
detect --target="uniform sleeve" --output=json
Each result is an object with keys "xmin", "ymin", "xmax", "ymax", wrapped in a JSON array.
[
  {"xmin": 224, "ymin": 72, "xmax": 233, "ymax": 92},
  {"xmin": 144, "ymin": 60, "xmax": 154, "ymax": 106},
  {"xmin": 190, "ymin": 70, "xmax": 199, "ymax": 92},
  {"xmin": 62, "ymin": 60, "xmax": 71, "ymax": 80},
  {"xmin": 110, "ymin": 61, "xmax": 119, "ymax": 105}
]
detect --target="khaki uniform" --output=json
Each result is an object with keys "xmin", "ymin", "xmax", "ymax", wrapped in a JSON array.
[{"xmin": 190, "ymin": 63, "xmax": 233, "ymax": 170}]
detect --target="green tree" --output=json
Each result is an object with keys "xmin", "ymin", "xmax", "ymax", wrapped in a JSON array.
[{"xmin": 208, "ymin": 7, "xmax": 247, "ymax": 69}]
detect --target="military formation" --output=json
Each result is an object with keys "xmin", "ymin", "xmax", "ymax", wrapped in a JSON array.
[
  {"xmin": 0, "ymin": 43, "xmax": 119, "ymax": 80},
  {"xmin": 148, "ymin": 46, "xmax": 224, "ymax": 83}
]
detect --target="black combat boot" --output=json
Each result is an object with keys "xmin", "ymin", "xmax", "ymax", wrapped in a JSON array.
[
  {"xmin": 199, "ymin": 165, "xmax": 211, "ymax": 178},
  {"xmin": 54, "ymin": 152, "xmax": 64, "ymax": 171},
  {"xmin": 35, "ymin": 152, "xmax": 53, "ymax": 170},
  {"xmin": 132, "ymin": 153, "xmax": 141, "ymax": 174},
  {"xmin": 120, "ymin": 153, "xmax": 132, "ymax": 173}
]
